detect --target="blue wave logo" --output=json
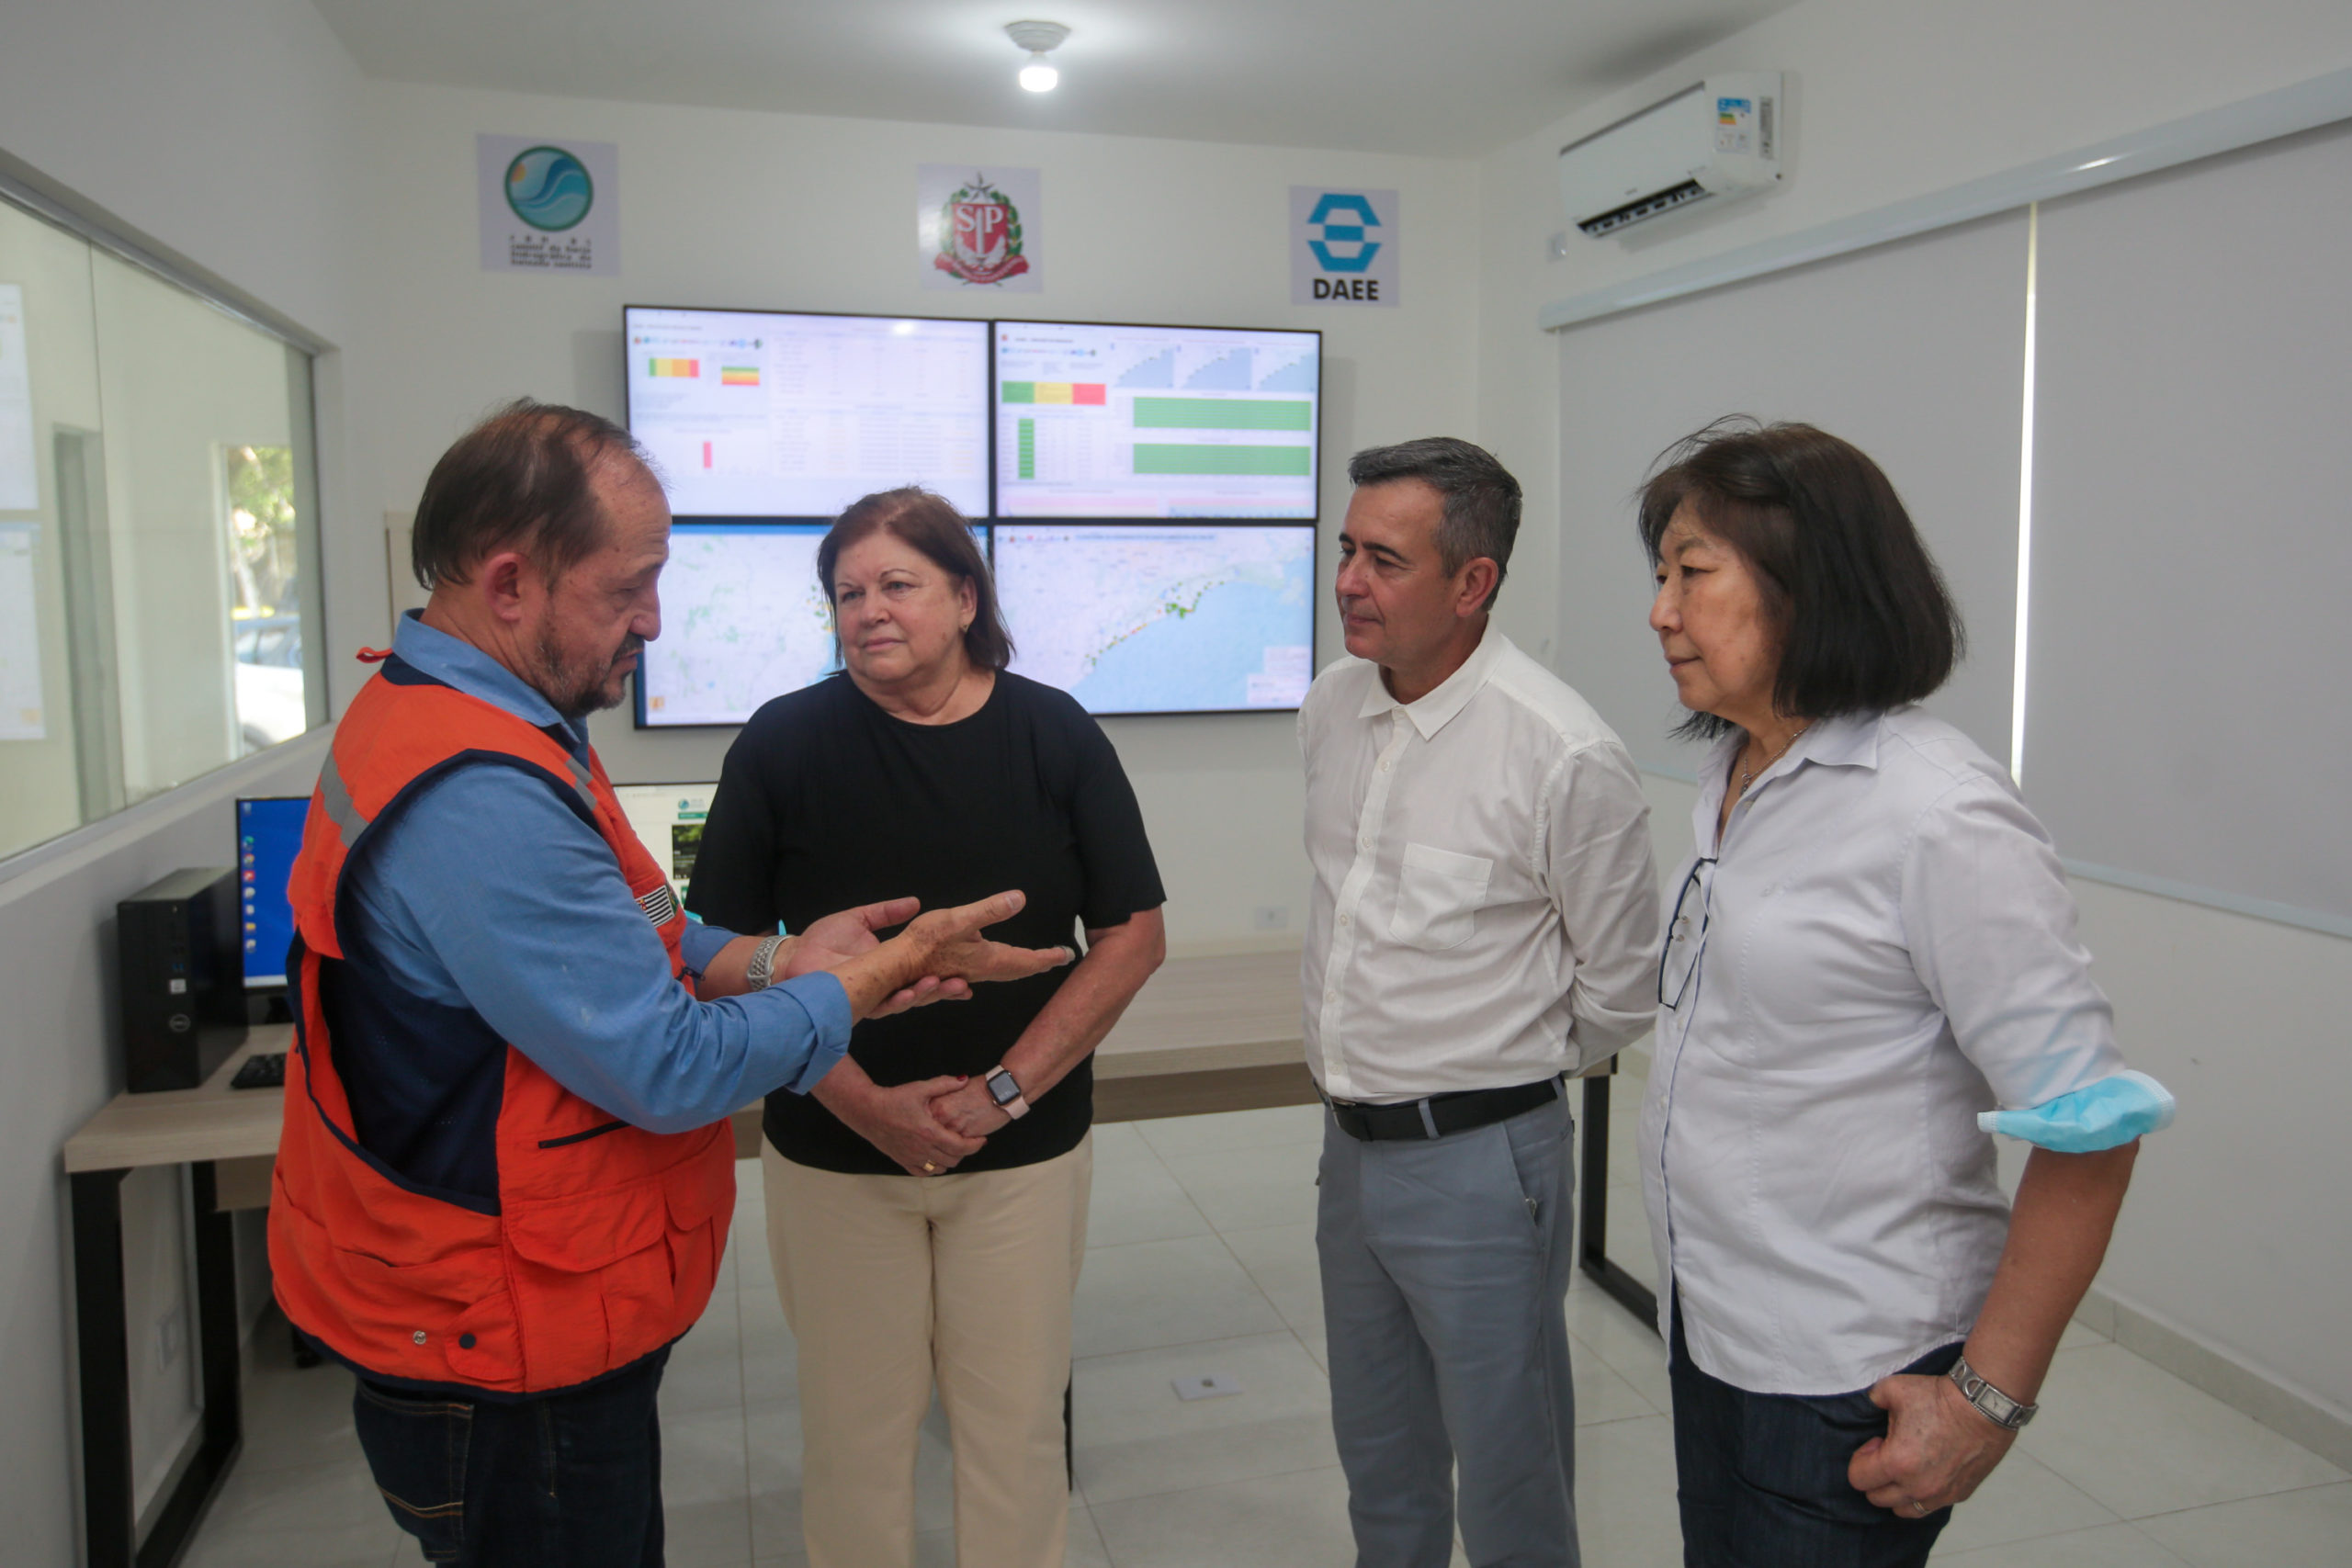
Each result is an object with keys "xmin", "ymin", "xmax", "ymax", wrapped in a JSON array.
[{"xmin": 504, "ymin": 146, "xmax": 594, "ymax": 232}]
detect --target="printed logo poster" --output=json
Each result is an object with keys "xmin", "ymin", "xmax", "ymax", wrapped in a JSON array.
[
  {"xmin": 920, "ymin": 164, "xmax": 1043, "ymax": 293},
  {"xmin": 1290, "ymin": 186, "xmax": 1399, "ymax": 308},
  {"xmin": 479, "ymin": 134, "xmax": 621, "ymax": 276},
  {"xmin": 0, "ymin": 285, "xmax": 34, "ymax": 511}
]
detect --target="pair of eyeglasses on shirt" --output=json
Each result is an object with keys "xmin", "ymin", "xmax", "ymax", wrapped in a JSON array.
[{"xmin": 1657, "ymin": 855, "xmax": 1719, "ymax": 1010}]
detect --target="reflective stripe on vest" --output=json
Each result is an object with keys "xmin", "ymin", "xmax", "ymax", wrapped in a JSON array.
[{"xmin": 268, "ymin": 664, "xmax": 735, "ymax": 1393}]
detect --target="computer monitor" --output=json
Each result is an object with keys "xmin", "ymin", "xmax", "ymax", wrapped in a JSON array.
[
  {"xmin": 236, "ymin": 795, "xmax": 309, "ymax": 988},
  {"xmin": 624, "ymin": 306, "xmax": 990, "ymax": 519},
  {"xmin": 636, "ymin": 519, "xmax": 990, "ymax": 728},
  {"xmin": 993, "ymin": 522, "xmax": 1317, "ymax": 716},
  {"xmin": 613, "ymin": 783, "xmax": 718, "ymax": 905},
  {"xmin": 992, "ymin": 320, "xmax": 1321, "ymax": 519},
  {"xmin": 636, "ymin": 521, "xmax": 842, "ymax": 728}
]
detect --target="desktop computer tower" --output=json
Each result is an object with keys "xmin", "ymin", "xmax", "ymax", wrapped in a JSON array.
[{"xmin": 119, "ymin": 866, "xmax": 247, "ymax": 1092}]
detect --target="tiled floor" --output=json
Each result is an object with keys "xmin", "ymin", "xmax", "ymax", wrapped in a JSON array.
[{"xmin": 185, "ymin": 1101, "xmax": 2348, "ymax": 1567}]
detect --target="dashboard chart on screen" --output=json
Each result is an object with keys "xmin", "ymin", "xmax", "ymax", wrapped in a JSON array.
[
  {"xmin": 996, "ymin": 524, "xmax": 1315, "ymax": 715},
  {"xmin": 625, "ymin": 308, "xmax": 989, "ymax": 518},
  {"xmin": 637, "ymin": 523, "xmax": 845, "ymax": 727},
  {"xmin": 993, "ymin": 321, "xmax": 1320, "ymax": 518}
]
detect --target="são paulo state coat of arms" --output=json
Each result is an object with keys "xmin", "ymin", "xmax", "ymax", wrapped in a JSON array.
[{"xmin": 933, "ymin": 175, "xmax": 1030, "ymax": 287}]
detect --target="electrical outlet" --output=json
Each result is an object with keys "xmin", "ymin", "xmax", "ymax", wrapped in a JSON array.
[{"xmin": 1251, "ymin": 905, "xmax": 1288, "ymax": 931}]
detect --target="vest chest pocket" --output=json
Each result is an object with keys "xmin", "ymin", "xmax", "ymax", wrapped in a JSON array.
[{"xmin": 1389, "ymin": 842, "xmax": 1492, "ymax": 951}]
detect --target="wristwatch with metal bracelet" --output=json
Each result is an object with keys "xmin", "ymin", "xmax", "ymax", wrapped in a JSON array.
[
  {"xmin": 985, "ymin": 1065, "xmax": 1031, "ymax": 1120},
  {"xmin": 1948, "ymin": 1354, "xmax": 2039, "ymax": 1429},
  {"xmin": 743, "ymin": 932, "xmax": 787, "ymax": 992}
]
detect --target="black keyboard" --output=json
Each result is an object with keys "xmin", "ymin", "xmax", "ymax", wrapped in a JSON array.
[{"xmin": 230, "ymin": 1052, "xmax": 288, "ymax": 1090}]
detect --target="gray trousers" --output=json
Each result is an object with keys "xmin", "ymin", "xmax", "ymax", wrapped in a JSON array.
[{"xmin": 1317, "ymin": 1095, "xmax": 1580, "ymax": 1568}]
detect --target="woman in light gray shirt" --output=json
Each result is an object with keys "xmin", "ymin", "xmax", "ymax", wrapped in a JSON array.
[{"xmin": 1636, "ymin": 420, "xmax": 2169, "ymax": 1568}]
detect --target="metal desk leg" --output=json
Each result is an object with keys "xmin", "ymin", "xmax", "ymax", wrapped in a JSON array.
[
  {"xmin": 1577, "ymin": 1074, "xmax": 1659, "ymax": 1336},
  {"xmin": 71, "ymin": 1168, "xmax": 133, "ymax": 1568},
  {"xmin": 71, "ymin": 1162, "xmax": 244, "ymax": 1568}
]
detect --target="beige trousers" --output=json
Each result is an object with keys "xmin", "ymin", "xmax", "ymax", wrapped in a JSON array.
[{"xmin": 763, "ymin": 1135, "xmax": 1092, "ymax": 1568}]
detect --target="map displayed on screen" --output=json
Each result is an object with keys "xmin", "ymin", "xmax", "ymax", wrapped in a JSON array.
[
  {"xmin": 993, "ymin": 321, "xmax": 1319, "ymax": 519},
  {"xmin": 626, "ymin": 308, "xmax": 989, "ymax": 517},
  {"xmin": 637, "ymin": 524, "xmax": 841, "ymax": 727},
  {"xmin": 995, "ymin": 525, "xmax": 1315, "ymax": 714}
]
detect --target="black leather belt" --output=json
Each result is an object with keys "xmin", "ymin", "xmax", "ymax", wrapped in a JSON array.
[{"xmin": 1328, "ymin": 1077, "xmax": 1561, "ymax": 1143}]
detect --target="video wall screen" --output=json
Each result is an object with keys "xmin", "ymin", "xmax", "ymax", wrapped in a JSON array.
[
  {"xmin": 624, "ymin": 307, "xmax": 989, "ymax": 518},
  {"xmin": 624, "ymin": 310, "xmax": 1319, "ymax": 723},
  {"xmin": 991, "ymin": 321, "xmax": 1320, "ymax": 519},
  {"xmin": 636, "ymin": 520, "xmax": 995, "ymax": 728},
  {"xmin": 636, "ymin": 522, "xmax": 845, "ymax": 728},
  {"xmin": 995, "ymin": 524, "xmax": 1315, "ymax": 716}
]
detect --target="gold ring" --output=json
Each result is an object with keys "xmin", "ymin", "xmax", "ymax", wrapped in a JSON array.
[{"xmin": 922, "ymin": 1162, "xmax": 938, "ymax": 1173}]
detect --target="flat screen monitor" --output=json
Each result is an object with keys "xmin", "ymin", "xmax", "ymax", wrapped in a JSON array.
[
  {"xmin": 638, "ymin": 519, "xmax": 992, "ymax": 728},
  {"xmin": 994, "ymin": 523, "xmax": 1316, "ymax": 715},
  {"xmin": 637, "ymin": 522, "xmax": 840, "ymax": 728},
  {"xmin": 991, "ymin": 321, "xmax": 1321, "ymax": 519},
  {"xmin": 624, "ymin": 306, "xmax": 990, "ymax": 518},
  {"xmin": 613, "ymin": 783, "xmax": 718, "ymax": 905},
  {"xmin": 236, "ymin": 795, "xmax": 308, "ymax": 988}
]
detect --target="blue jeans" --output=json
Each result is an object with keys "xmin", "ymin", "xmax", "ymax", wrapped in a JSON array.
[
  {"xmin": 352, "ymin": 1345, "xmax": 671, "ymax": 1567},
  {"xmin": 1318, "ymin": 1098, "xmax": 1580, "ymax": 1568},
  {"xmin": 1669, "ymin": 1304, "xmax": 1960, "ymax": 1568}
]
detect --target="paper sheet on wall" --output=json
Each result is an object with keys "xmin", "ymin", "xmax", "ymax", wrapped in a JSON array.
[
  {"xmin": 0, "ymin": 286, "xmax": 35, "ymax": 512},
  {"xmin": 0, "ymin": 524, "xmax": 44, "ymax": 739}
]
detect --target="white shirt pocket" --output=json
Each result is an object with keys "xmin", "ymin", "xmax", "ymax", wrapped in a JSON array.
[{"xmin": 1389, "ymin": 841, "xmax": 1493, "ymax": 951}]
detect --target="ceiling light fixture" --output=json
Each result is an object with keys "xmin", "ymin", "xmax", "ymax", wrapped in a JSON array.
[{"xmin": 1006, "ymin": 20, "xmax": 1070, "ymax": 94}]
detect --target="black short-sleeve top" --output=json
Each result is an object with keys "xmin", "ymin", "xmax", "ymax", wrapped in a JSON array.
[{"xmin": 686, "ymin": 671, "xmax": 1166, "ymax": 1175}]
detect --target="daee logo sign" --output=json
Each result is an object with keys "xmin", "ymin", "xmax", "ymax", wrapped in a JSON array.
[
  {"xmin": 1291, "ymin": 186, "xmax": 1400, "ymax": 308},
  {"xmin": 1307, "ymin": 194, "xmax": 1382, "ymax": 274}
]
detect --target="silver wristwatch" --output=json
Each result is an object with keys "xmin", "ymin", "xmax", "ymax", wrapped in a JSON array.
[
  {"xmin": 744, "ymin": 933, "xmax": 787, "ymax": 992},
  {"xmin": 1948, "ymin": 1354, "xmax": 2038, "ymax": 1430}
]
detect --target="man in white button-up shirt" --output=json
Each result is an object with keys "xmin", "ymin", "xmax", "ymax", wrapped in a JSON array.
[{"xmin": 1301, "ymin": 439, "xmax": 1659, "ymax": 1568}]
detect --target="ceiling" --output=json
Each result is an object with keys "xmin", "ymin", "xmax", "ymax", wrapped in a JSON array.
[{"xmin": 309, "ymin": 0, "xmax": 1801, "ymax": 158}]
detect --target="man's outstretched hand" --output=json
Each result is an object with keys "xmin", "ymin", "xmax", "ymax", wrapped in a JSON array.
[
  {"xmin": 833, "ymin": 891, "xmax": 1072, "ymax": 1021},
  {"xmin": 785, "ymin": 897, "xmax": 972, "ymax": 1018}
]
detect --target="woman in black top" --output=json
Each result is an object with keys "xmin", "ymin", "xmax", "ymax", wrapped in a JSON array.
[{"xmin": 688, "ymin": 488, "xmax": 1165, "ymax": 1568}]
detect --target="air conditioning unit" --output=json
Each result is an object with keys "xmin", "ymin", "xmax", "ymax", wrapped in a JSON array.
[{"xmin": 1558, "ymin": 73, "xmax": 1782, "ymax": 239}]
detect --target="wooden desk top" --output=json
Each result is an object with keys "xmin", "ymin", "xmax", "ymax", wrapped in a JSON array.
[
  {"xmin": 1093, "ymin": 947, "xmax": 1302, "ymax": 1079},
  {"xmin": 63, "ymin": 948, "xmax": 1311, "ymax": 1175},
  {"xmin": 63, "ymin": 1028, "xmax": 294, "ymax": 1174}
]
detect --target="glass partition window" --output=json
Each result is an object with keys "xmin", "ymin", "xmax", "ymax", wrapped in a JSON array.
[
  {"xmin": 225, "ymin": 444, "xmax": 309, "ymax": 752},
  {"xmin": 0, "ymin": 196, "xmax": 322, "ymax": 863}
]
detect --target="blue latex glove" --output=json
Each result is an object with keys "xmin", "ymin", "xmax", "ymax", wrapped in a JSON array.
[{"xmin": 1977, "ymin": 1069, "xmax": 2175, "ymax": 1153}]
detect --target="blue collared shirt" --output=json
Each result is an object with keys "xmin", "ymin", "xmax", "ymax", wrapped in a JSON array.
[{"xmin": 337, "ymin": 613, "xmax": 849, "ymax": 1138}]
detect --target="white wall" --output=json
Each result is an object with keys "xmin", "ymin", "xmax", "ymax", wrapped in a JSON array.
[
  {"xmin": 356, "ymin": 82, "xmax": 1486, "ymax": 945},
  {"xmin": 1476, "ymin": 0, "xmax": 2352, "ymax": 1433},
  {"xmin": 1477, "ymin": 0, "xmax": 2352, "ymax": 706},
  {"xmin": 2067, "ymin": 884, "xmax": 2352, "ymax": 1429},
  {"xmin": 0, "ymin": 3, "xmax": 369, "ymax": 1560}
]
